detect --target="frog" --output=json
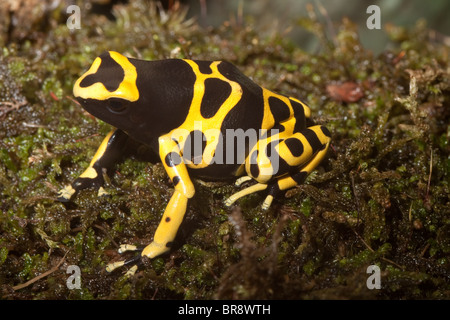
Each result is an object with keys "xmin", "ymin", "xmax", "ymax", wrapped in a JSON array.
[{"xmin": 57, "ymin": 51, "xmax": 331, "ymax": 276}]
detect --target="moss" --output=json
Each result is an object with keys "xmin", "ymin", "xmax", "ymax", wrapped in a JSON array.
[{"xmin": 0, "ymin": 0, "xmax": 449, "ymax": 300}]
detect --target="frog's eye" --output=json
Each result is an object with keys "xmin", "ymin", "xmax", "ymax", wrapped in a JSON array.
[{"xmin": 107, "ymin": 98, "xmax": 129, "ymax": 114}]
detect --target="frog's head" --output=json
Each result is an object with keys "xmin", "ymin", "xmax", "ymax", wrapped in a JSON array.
[{"xmin": 73, "ymin": 51, "xmax": 143, "ymax": 131}]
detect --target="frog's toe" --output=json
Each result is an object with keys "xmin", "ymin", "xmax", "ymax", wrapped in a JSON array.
[
  {"xmin": 97, "ymin": 186, "xmax": 110, "ymax": 198},
  {"xmin": 106, "ymin": 244, "xmax": 145, "ymax": 276},
  {"xmin": 223, "ymin": 196, "xmax": 235, "ymax": 207},
  {"xmin": 56, "ymin": 185, "xmax": 76, "ymax": 202},
  {"xmin": 234, "ymin": 176, "xmax": 252, "ymax": 186},
  {"xmin": 261, "ymin": 195, "xmax": 274, "ymax": 210},
  {"xmin": 106, "ymin": 256, "xmax": 142, "ymax": 276}
]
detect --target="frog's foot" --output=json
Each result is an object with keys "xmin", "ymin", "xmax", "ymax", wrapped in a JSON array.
[
  {"xmin": 57, "ymin": 184, "xmax": 109, "ymax": 202},
  {"xmin": 57, "ymin": 185, "xmax": 77, "ymax": 202},
  {"xmin": 107, "ymin": 190, "xmax": 187, "ymax": 276},
  {"xmin": 106, "ymin": 242, "xmax": 170, "ymax": 277},
  {"xmin": 225, "ymin": 177, "xmax": 278, "ymax": 210},
  {"xmin": 106, "ymin": 244, "xmax": 146, "ymax": 277}
]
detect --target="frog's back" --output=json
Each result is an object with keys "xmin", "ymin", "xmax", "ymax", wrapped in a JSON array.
[{"xmin": 129, "ymin": 58, "xmax": 266, "ymax": 133}]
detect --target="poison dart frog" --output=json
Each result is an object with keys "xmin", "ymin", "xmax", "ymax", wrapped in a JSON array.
[{"xmin": 57, "ymin": 51, "xmax": 331, "ymax": 276}]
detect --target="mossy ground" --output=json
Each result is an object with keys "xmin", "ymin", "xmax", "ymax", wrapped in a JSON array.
[{"xmin": 0, "ymin": 1, "xmax": 449, "ymax": 299}]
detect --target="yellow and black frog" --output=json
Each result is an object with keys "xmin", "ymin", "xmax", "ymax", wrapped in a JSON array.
[{"xmin": 58, "ymin": 51, "xmax": 331, "ymax": 275}]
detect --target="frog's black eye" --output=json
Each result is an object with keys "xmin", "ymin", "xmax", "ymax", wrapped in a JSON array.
[{"xmin": 107, "ymin": 98, "xmax": 128, "ymax": 114}]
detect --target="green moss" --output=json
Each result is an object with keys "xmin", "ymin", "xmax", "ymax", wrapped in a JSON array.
[
  {"xmin": 0, "ymin": 247, "xmax": 9, "ymax": 266},
  {"xmin": 299, "ymin": 197, "xmax": 313, "ymax": 216},
  {"xmin": 16, "ymin": 253, "xmax": 32, "ymax": 280}
]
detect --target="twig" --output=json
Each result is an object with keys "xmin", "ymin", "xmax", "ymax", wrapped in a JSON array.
[
  {"xmin": 353, "ymin": 230, "xmax": 404, "ymax": 270},
  {"xmin": 408, "ymin": 202, "xmax": 413, "ymax": 222},
  {"xmin": 426, "ymin": 149, "xmax": 433, "ymax": 198},
  {"xmin": 199, "ymin": 0, "xmax": 207, "ymax": 18},
  {"xmin": 350, "ymin": 172, "xmax": 361, "ymax": 225},
  {"xmin": 93, "ymin": 224, "xmax": 119, "ymax": 249},
  {"xmin": 314, "ymin": 0, "xmax": 337, "ymax": 46},
  {"xmin": 0, "ymin": 99, "xmax": 27, "ymax": 119},
  {"xmin": 12, "ymin": 251, "xmax": 68, "ymax": 291},
  {"xmin": 420, "ymin": 242, "xmax": 431, "ymax": 258}
]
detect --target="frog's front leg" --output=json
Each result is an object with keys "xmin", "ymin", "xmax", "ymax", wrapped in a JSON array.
[
  {"xmin": 57, "ymin": 129, "xmax": 130, "ymax": 202},
  {"xmin": 144, "ymin": 190, "xmax": 189, "ymax": 251},
  {"xmin": 106, "ymin": 134, "xmax": 194, "ymax": 275}
]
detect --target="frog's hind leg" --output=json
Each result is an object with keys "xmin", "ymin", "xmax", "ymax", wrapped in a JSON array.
[
  {"xmin": 262, "ymin": 127, "xmax": 331, "ymax": 209},
  {"xmin": 225, "ymin": 125, "xmax": 331, "ymax": 210}
]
